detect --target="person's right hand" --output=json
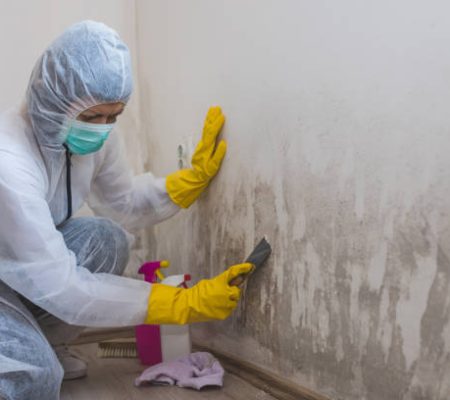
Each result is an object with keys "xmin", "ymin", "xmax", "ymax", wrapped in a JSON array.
[
  {"xmin": 145, "ymin": 263, "xmax": 254, "ymax": 325},
  {"xmin": 165, "ymin": 106, "xmax": 227, "ymax": 208}
]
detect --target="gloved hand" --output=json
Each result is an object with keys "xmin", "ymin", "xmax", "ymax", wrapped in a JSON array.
[
  {"xmin": 145, "ymin": 263, "xmax": 254, "ymax": 325},
  {"xmin": 166, "ymin": 106, "xmax": 227, "ymax": 208}
]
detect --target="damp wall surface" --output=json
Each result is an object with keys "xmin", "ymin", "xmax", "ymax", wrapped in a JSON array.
[{"xmin": 135, "ymin": 1, "xmax": 450, "ymax": 399}]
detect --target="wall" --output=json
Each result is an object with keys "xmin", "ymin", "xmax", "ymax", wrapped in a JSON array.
[
  {"xmin": 1, "ymin": 1, "xmax": 449, "ymax": 399},
  {"xmin": 135, "ymin": 1, "xmax": 450, "ymax": 399},
  {"xmin": 0, "ymin": 1, "xmax": 135, "ymax": 111}
]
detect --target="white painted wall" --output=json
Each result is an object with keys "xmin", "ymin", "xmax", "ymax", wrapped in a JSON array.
[
  {"xmin": 0, "ymin": 1, "xmax": 133, "ymax": 108},
  {"xmin": 135, "ymin": 1, "xmax": 450, "ymax": 399}
]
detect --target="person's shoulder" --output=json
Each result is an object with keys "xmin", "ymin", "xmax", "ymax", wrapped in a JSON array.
[
  {"xmin": 0, "ymin": 147, "xmax": 46, "ymax": 198},
  {"xmin": 0, "ymin": 106, "xmax": 32, "ymax": 151},
  {"xmin": 0, "ymin": 111, "xmax": 45, "ymax": 189}
]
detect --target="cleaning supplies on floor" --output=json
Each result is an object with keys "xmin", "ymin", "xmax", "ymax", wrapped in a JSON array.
[
  {"xmin": 135, "ymin": 261, "xmax": 192, "ymax": 365},
  {"xmin": 135, "ymin": 352, "xmax": 224, "ymax": 390}
]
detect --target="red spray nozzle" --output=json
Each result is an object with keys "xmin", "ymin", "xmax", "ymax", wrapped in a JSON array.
[{"xmin": 182, "ymin": 274, "xmax": 191, "ymax": 288}]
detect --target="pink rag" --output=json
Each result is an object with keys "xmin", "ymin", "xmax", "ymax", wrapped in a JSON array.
[{"xmin": 135, "ymin": 352, "xmax": 224, "ymax": 390}]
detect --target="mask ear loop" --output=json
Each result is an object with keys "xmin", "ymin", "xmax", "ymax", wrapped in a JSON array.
[{"xmin": 63, "ymin": 144, "xmax": 72, "ymax": 222}]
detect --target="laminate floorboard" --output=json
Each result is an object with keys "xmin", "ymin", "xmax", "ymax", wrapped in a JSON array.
[{"xmin": 60, "ymin": 344, "xmax": 277, "ymax": 400}]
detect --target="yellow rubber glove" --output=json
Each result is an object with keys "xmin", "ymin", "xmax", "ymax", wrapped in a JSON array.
[
  {"xmin": 166, "ymin": 106, "xmax": 227, "ymax": 208},
  {"xmin": 145, "ymin": 263, "xmax": 254, "ymax": 325}
]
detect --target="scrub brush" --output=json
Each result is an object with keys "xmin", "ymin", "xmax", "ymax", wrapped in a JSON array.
[{"xmin": 97, "ymin": 339, "xmax": 138, "ymax": 358}]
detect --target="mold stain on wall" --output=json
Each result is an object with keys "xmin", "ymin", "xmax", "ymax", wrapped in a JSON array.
[{"xmin": 152, "ymin": 137, "xmax": 450, "ymax": 400}]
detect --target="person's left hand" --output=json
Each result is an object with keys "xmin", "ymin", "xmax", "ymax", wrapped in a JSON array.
[{"xmin": 166, "ymin": 106, "xmax": 227, "ymax": 208}]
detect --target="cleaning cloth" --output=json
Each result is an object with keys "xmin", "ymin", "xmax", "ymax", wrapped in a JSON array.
[{"xmin": 135, "ymin": 352, "xmax": 224, "ymax": 390}]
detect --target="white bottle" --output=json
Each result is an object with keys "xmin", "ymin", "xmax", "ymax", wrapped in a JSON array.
[{"xmin": 160, "ymin": 274, "xmax": 192, "ymax": 361}]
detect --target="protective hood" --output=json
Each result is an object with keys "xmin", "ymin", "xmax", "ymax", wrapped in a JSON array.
[{"xmin": 26, "ymin": 20, "xmax": 133, "ymax": 150}]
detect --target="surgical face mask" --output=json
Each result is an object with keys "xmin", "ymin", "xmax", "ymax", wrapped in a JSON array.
[{"xmin": 64, "ymin": 119, "xmax": 114, "ymax": 155}]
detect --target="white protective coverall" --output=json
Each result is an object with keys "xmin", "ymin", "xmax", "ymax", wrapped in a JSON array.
[{"xmin": 0, "ymin": 21, "xmax": 179, "ymax": 328}]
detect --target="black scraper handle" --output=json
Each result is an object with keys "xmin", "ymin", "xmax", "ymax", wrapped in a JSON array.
[{"xmin": 229, "ymin": 237, "xmax": 272, "ymax": 286}]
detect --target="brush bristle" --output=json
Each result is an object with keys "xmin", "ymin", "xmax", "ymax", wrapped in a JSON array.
[{"xmin": 97, "ymin": 341, "xmax": 138, "ymax": 358}]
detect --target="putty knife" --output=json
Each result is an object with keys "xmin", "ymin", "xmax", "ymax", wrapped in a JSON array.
[{"xmin": 229, "ymin": 237, "xmax": 272, "ymax": 286}]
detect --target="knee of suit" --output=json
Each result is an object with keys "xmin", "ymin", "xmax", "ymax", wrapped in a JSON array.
[
  {"xmin": 59, "ymin": 216, "xmax": 130, "ymax": 276},
  {"xmin": 89, "ymin": 217, "xmax": 130, "ymax": 274}
]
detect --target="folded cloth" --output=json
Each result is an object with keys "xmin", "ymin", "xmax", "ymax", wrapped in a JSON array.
[{"xmin": 135, "ymin": 352, "xmax": 224, "ymax": 390}]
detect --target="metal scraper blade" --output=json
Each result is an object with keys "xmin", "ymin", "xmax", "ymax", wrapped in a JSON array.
[
  {"xmin": 245, "ymin": 237, "xmax": 272, "ymax": 269},
  {"xmin": 229, "ymin": 237, "xmax": 272, "ymax": 286}
]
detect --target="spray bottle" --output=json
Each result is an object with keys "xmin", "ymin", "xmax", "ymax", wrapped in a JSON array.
[{"xmin": 135, "ymin": 260, "xmax": 191, "ymax": 365}]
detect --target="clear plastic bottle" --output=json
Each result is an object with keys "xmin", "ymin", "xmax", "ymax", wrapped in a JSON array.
[{"xmin": 160, "ymin": 274, "xmax": 192, "ymax": 362}]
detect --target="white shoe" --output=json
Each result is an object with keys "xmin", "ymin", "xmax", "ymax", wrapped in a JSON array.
[{"xmin": 54, "ymin": 345, "xmax": 88, "ymax": 380}]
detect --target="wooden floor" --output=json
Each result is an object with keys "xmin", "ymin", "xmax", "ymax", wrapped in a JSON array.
[{"xmin": 60, "ymin": 344, "xmax": 277, "ymax": 400}]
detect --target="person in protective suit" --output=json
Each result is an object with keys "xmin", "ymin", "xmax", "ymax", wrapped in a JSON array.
[{"xmin": 0, "ymin": 20, "xmax": 252, "ymax": 399}]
